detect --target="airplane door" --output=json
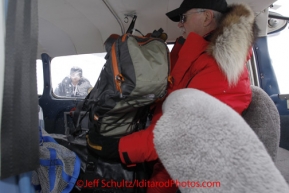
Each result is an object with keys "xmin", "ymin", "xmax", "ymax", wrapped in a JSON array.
[
  {"xmin": 38, "ymin": 53, "xmax": 85, "ymax": 134},
  {"xmin": 253, "ymin": 28, "xmax": 289, "ymax": 150}
]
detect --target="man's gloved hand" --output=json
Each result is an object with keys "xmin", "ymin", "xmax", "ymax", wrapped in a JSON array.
[{"xmin": 86, "ymin": 131, "xmax": 120, "ymax": 162}]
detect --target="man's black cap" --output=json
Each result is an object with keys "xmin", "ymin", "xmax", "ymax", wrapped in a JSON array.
[{"xmin": 166, "ymin": 0, "xmax": 228, "ymax": 22}]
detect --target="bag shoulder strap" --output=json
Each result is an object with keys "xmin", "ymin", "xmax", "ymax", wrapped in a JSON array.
[{"xmin": 104, "ymin": 34, "xmax": 120, "ymax": 52}]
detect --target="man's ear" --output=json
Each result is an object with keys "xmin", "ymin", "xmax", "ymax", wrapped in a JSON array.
[{"xmin": 203, "ymin": 10, "xmax": 214, "ymax": 27}]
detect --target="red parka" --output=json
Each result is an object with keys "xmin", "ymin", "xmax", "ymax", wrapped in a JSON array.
[{"xmin": 119, "ymin": 31, "xmax": 252, "ymax": 164}]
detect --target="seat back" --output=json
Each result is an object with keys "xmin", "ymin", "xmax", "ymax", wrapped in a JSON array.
[
  {"xmin": 154, "ymin": 88, "xmax": 288, "ymax": 193},
  {"xmin": 242, "ymin": 86, "xmax": 280, "ymax": 161}
]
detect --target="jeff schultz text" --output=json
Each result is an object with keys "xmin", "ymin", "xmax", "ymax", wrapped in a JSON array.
[{"xmin": 77, "ymin": 179, "xmax": 221, "ymax": 188}]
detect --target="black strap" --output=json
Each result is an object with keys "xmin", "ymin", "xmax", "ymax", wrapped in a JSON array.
[
  {"xmin": 1, "ymin": 0, "xmax": 39, "ymax": 179},
  {"xmin": 126, "ymin": 15, "xmax": 137, "ymax": 34},
  {"xmin": 104, "ymin": 34, "xmax": 120, "ymax": 52},
  {"xmin": 122, "ymin": 152, "xmax": 132, "ymax": 165},
  {"xmin": 70, "ymin": 91, "xmax": 93, "ymax": 140},
  {"xmin": 72, "ymin": 100, "xmax": 85, "ymax": 128}
]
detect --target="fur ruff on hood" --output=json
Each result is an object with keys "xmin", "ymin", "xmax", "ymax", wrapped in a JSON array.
[{"xmin": 207, "ymin": 3, "xmax": 257, "ymax": 86}]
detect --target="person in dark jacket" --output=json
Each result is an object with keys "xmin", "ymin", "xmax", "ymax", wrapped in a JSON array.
[
  {"xmin": 87, "ymin": 0, "xmax": 257, "ymax": 192},
  {"xmin": 54, "ymin": 66, "xmax": 92, "ymax": 97}
]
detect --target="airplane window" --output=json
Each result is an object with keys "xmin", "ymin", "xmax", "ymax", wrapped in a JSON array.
[
  {"xmin": 36, "ymin": 59, "xmax": 44, "ymax": 95},
  {"xmin": 50, "ymin": 53, "xmax": 106, "ymax": 98},
  {"xmin": 167, "ymin": 44, "xmax": 173, "ymax": 51},
  {"xmin": 36, "ymin": 46, "xmax": 174, "ymax": 98},
  {"xmin": 268, "ymin": 29, "xmax": 289, "ymax": 94},
  {"xmin": 268, "ymin": 0, "xmax": 289, "ymax": 94}
]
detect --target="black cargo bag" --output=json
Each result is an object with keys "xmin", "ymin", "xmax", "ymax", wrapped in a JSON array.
[{"xmin": 64, "ymin": 31, "xmax": 170, "ymax": 193}]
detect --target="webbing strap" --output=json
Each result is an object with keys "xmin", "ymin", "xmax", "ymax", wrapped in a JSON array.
[
  {"xmin": 0, "ymin": 0, "xmax": 39, "ymax": 179},
  {"xmin": 104, "ymin": 34, "xmax": 120, "ymax": 52},
  {"xmin": 48, "ymin": 148, "xmax": 57, "ymax": 191}
]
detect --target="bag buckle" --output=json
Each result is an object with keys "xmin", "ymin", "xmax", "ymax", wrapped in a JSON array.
[{"xmin": 86, "ymin": 161, "xmax": 95, "ymax": 172}]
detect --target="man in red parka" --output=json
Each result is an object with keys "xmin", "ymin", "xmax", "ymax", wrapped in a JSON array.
[{"xmin": 88, "ymin": 0, "xmax": 257, "ymax": 192}]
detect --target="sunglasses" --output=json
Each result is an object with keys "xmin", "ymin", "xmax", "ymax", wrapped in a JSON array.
[
  {"xmin": 180, "ymin": 10, "xmax": 205, "ymax": 24},
  {"xmin": 71, "ymin": 72, "xmax": 81, "ymax": 78}
]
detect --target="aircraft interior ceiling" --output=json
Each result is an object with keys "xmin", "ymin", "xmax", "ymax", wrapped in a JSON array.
[{"xmin": 37, "ymin": 0, "xmax": 277, "ymax": 58}]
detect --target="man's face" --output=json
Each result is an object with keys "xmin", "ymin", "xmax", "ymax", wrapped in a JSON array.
[
  {"xmin": 70, "ymin": 72, "xmax": 81, "ymax": 84},
  {"xmin": 178, "ymin": 9, "xmax": 205, "ymax": 38}
]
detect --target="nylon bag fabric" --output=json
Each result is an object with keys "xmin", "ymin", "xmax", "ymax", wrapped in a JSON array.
[
  {"xmin": 32, "ymin": 130, "xmax": 81, "ymax": 193},
  {"xmin": 51, "ymin": 134, "xmax": 149, "ymax": 193},
  {"xmin": 84, "ymin": 34, "xmax": 170, "ymax": 137},
  {"xmin": 68, "ymin": 33, "xmax": 170, "ymax": 193}
]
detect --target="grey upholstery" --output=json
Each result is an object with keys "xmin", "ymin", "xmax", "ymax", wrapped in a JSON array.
[
  {"xmin": 154, "ymin": 88, "xmax": 288, "ymax": 193},
  {"xmin": 242, "ymin": 86, "xmax": 280, "ymax": 162}
]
